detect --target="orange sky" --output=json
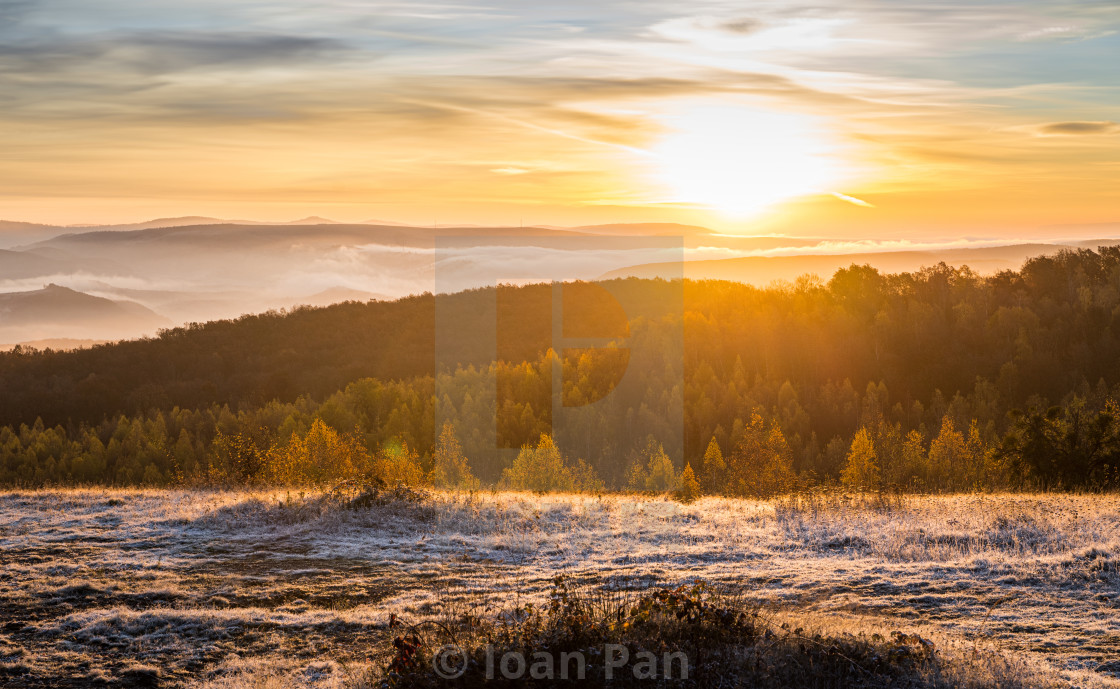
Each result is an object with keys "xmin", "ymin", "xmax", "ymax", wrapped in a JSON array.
[{"xmin": 1, "ymin": 1, "xmax": 1118, "ymax": 237}]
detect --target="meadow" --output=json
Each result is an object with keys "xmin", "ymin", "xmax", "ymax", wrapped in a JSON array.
[{"xmin": 1, "ymin": 488, "xmax": 1117, "ymax": 688}]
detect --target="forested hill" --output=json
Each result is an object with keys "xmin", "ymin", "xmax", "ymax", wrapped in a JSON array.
[
  {"xmin": 4, "ymin": 247, "xmax": 1120, "ymax": 488},
  {"xmin": 0, "ymin": 280, "xmax": 679, "ymax": 428},
  {"xmin": 4, "ymin": 248, "xmax": 1120, "ymax": 430}
]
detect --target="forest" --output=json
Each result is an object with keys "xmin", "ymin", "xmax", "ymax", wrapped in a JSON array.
[{"xmin": 4, "ymin": 247, "xmax": 1120, "ymax": 492}]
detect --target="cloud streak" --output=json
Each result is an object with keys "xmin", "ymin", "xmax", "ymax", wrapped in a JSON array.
[
  {"xmin": 1, "ymin": 0, "xmax": 1118, "ymax": 231},
  {"xmin": 1037, "ymin": 121, "xmax": 1119, "ymax": 135}
]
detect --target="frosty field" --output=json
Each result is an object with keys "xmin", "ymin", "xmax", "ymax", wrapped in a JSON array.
[{"xmin": 1, "ymin": 489, "xmax": 1118, "ymax": 688}]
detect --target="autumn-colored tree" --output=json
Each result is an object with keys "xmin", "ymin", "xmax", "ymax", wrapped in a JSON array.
[
  {"xmin": 677, "ymin": 463, "xmax": 701, "ymax": 503},
  {"xmin": 841, "ymin": 427, "xmax": 881, "ymax": 490},
  {"xmin": 269, "ymin": 419, "xmax": 372, "ymax": 485},
  {"xmin": 896, "ymin": 429, "xmax": 927, "ymax": 488},
  {"xmin": 700, "ymin": 436, "xmax": 725, "ymax": 493},
  {"xmin": 569, "ymin": 457, "xmax": 605, "ymax": 493},
  {"xmin": 726, "ymin": 414, "xmax": 795, "ymax": 498},
  {"xmin": 503, "ymin": 434, "xmax": 570, "ymax": 492},
  {"xmin": 430, "ymin": 422, "xmax": 480, "ymax": 490},
  {"xmin": 375, "ymin": 439, "xmax": 426, "ymax": 486},
  {"xmin": 627, "ymin": 438, "xmax": 680, "ymax": 493},
  {"xmin": 928, "ymin": 416, "xmax": 970, "ymax": 490},
  {"xmin": 210, "ymin": 430, "xmax": 267, "ymax": 484}
]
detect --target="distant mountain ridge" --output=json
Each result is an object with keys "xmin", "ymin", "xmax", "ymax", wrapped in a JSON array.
[
  {"xmin": 61, "ymin": 215, "xmax": 351, "ymax": 230},
  {"xmin": 0, "ymin": 216, "xmax": 356, "ymax": 248},
  {"xmin": 24, "ymin": 222, "xmax": 594, "ymax": 251},
  {"xmin": 0, "ymin": 248, "xmax": 70, "ymax": 280},
  {"xmin": 3, "ymin": 217, "xmax": 712, "ymax": 249},
  {"xmin": 0, "ymin": 284, "xmax": 170, "ymax": 343}
]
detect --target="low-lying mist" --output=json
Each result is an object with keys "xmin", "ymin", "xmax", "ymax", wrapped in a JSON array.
[{"xmin": 1, "ymin": 217, "xmax": 1116, "ymax": 346}]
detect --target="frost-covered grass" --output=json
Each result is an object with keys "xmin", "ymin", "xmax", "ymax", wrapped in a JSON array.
[{"xmin": 1, "ymin": 489, "xmax": 1117, "ymax": 687}]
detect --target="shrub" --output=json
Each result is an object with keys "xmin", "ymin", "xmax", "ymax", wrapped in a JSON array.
[{"xmin": 371, "ymin": 577, "xmax": 986, "ymax": 689}]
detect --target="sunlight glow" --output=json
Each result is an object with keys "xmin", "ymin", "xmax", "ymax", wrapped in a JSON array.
[{"xmin": 654, "ymin": 106, "xmax": 841, "ymax": 216}]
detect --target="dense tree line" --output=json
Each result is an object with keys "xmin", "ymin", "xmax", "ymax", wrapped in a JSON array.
[
  {"xmin": 5, "ymin": 248, "xmax": 1120, "ymax": 490},
  {"xmin": 0, "ymin": 281, "xmax": 675, "ymax": 428}
]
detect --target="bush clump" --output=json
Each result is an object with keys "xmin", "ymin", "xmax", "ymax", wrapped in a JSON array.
[{"xmin": 368, "ymin": 577, "xmax": 1005, "ymax": 689}]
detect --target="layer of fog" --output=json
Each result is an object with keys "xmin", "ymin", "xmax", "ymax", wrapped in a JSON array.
[{"xmin": 2, "ymin": 219, "xmax": 1119, "ymax": 346}]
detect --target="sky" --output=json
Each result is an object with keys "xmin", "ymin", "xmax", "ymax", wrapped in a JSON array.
[{"xmin": 1, "ymin": 0, "xmax": 1118, "ymax": 237}]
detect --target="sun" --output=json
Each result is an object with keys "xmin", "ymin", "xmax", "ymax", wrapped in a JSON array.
[{"xmin": 653, "ymin": 106, "xmax": 840, "ymax": 216}]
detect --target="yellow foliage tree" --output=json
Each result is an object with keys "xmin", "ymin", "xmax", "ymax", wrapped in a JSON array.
[
  {"xmin": 267, "ymin": 419, "xmax": 372, "ymax": 486},
  {"xmin": 728, "ymin": 414, "xmax": 795, "ymax": 498},
  {"xmin": 375, "ymin": 439, "xmax": 426, "ymax": 486},
  {"xmin": 677, "ymin": 462, "xmax": 701, "ymax": 503},
  {"xmin": 897, "ymin": 429, "xmax": 927, "ymax": 488},
  {"xmin": 500, "ymin": 434, "xmax": 603, "ymax": 493},
  {"xmin": 841, "ymin": 427, "xmax": 881, "ymax": 490},
  {"xmin": 430, "ymin": 422, "xmax": 480, "ymax": 490},
  {"xmin": 627, "ymin": 439, "xmax": 680, "ymax": 493},
  {"xmin": 928, "ymin": 416, "xmax": 968, "ymax": 490},
  {"xmin": 503, "ymin": 434, "xmax": 571, "ymax": 492},
  {"xmin": 700, "ymin": 436, "xmax": 725, "ymax": 493}
]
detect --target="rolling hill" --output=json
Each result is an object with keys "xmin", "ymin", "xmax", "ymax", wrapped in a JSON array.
[{"xmin": 0, "ymin": 284, "xmax": 170, "ymax": 344}]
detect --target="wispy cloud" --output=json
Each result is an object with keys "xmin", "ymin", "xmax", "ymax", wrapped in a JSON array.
[
  {"xmin": 831, "ymin": 192, "xmax": 875, "ymax": 208},
  {"xmin": 2, "ymin": 0, "xmax": 1119, "ymax": 231},
  {"xmin": 0, "ymin": 31, "xmax": 346, "ymax": 75},
  {"xmin": 1036, "ymin": 121, "xmax": 1119, "ymax": 135},
  {"xmin": 686, "ymin": 236, "xmax": 1072, "ymax": 260}
]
